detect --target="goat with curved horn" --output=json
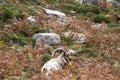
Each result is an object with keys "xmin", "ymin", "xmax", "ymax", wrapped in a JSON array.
[{"xmin": 41, "ymin": 52, "xmax": 71, "ymax": 78}]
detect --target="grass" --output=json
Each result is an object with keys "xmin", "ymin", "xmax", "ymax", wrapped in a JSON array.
[{"xmin": 0, "ymin": 0, "xmax": 120, "ymax": 79}]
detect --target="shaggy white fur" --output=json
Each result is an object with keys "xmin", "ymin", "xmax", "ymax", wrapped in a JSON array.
[{"xmin": 41, "ymin": 52, "xmax": 71, "ymax": 77}]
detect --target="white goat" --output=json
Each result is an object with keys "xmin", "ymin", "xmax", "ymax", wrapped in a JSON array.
[{"xmin": 41, "ymin": 52, "xmax": 71, "ymax": 77}]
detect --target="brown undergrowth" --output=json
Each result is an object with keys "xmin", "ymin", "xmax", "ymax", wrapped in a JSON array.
[
  {"xmin": 0, "ymin": 18, "xmax": 120, "ymax": 79},
  {"xmin": 1, "ymin": 44, "xmax": 119, "ymax": 80},
  {"xmin": 0, "ymin": 1, "xmax": 120, "ymax": 80}
]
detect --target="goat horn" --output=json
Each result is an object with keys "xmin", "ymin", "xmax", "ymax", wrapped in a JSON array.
[{"xmin": 52, "ymin": 48, "xmax": 67, "ymax": 57}]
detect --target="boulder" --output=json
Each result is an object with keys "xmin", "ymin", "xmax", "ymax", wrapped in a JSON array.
[
  {"xmin": 33, "ymin": 33, "xmax": 60, "ymax": 45},
  {"xmin": 108, "ymin": 0, "xmax": 120, "ymax": 9},
  {"xmin": 71, "ymin": 33, "xmax": 87, "ymax": 43},
  {"xmin": 76, "ymin": 0, "xmax": 101, "ymax": 5},
  {"xmin": 76, "ymin": 0, "xmax": 120, "ymax": 7},
  {"xmin": 63, "ymin": 30, "xmax": 73, "ymax": 38},
  {"xmin": 0, "ymin": 0, "xmax": 6, "ymax": 4},
  {"xmin": 45, "ymin": 9, "xmax": 66, "ymax": 26},
  {"xmin": 44, "ymin": 9, "xmax": 66, "ymax": 18},
  {"xmin": 63, "ymin": 31, "xmax": 86, "ymax": 44},
  {"xmin": 92, "ymin": 22, "xmax": 108, "ymax": 31},
  {"xmin": 27, "ymin": 16, "xmax": 36, "ymax": 23},
  {"xmin": 57, "ymin": 18, "xmax": 66, "ymax": 26},
  {"xmin": 76, "ymin": 0, "xmax": 84, "ymax": 4},
  {"xmin": 70, "ymin": 11, "xmax": 76, "ymax": 14}
]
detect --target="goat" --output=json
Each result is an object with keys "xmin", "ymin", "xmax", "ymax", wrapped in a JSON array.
[{"xmin": 41, "ymin": 52, "xmax": 71, "ymax": 77}]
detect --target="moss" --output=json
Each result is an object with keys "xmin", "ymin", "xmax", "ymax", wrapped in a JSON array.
[
  {"xmin": 0, "ymin": 13, "xmax": 2, "ymax": 19},
  {"xmin": 114, "ymin": 8, "xmax": 120, "ymax": 15},
  {"xmin": 61, "ymin": 36, "xmax": 73, "ymax": 46},
  {"xmin": 39, "ymin": 26, "xmax": 50, "ymax": 33},
  {"xmin": 115, "ymin": 0, "xmax": 120, "ymax": 3},
  {"xmin": 108, "ymin": 22, "xmax": 120, "ymax": 28},
  {"xmin": 2, "ymin": 7, "xmax": 13, "ymax": 22},
  {"xmin": 2, "ymin": 33, "xmax": 32, "ymax": 46},
  {"xmin": 73, "ymin": 5, "xmax": 100, "ymax": 15},
  {"xmin": 32, "ymin": 25, "xmax": 41, "ymax": 33},
  {"xmin": 16, "ymin": 13, "xmax": 25, "ymax": 20},
  {"xmin": 27, "ymin": 6, "xmax": 37, "ymax": 15},
  {"xmin": 77, "ymin": 49, "xmax": 96, "ymax": 57},
  {"xmin": 41, "ymin": 54, "xmax": 52, "ymax": 66},
  {"xmin": 93, "ymin": 14, "xmax": 111, "ymax": 23}
]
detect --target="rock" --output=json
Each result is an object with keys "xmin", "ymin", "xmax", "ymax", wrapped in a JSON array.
[
  {"xmin": 27, "ymin": 16, "xmax": 36, "ymax": 23},
  {"xmin": 32, "ymin": 33, "xmax": 60, "ymax": 45},
  {"xmin": 76, "ymin": 0, "xmax": 101, "ymax": 5},
  {"xmin": 70, "ymin": 11, "xmax": 76, "ymax": 14},
  {"xmin": 108, "ymin": 0, "xmax": 120, "ymax": 9},
  {"xmin": 0, "ymin": 0, "xmax": 6, "ymax": 4},
  {"xmin": 3, "ymin": 25, "xmax": 11, "ymax": 31},
  {"xmin": 63, "ymin": 31, "xmax": 86, "ymax": 43},
  {"xmin": 68, "ymin": 48, "xmax": 82, "ymax": 55},
  {"xmin": 76, "ymin": 0, "xmax": 120, "ymax": 6},
  {"xmin": 76, "ymin": 0, "xmax": 84, "ymax": 4},
  {"xmin": 45, "ymin": 9, "xmax": 66, "ymax": 26},
  {"xmin": 92, "ymin": 22, "xmax": 108, "ymax": 31},
  {"xmin": 89, "ymin": 0, "xmax": 101, "ymax": 5},
  {"xmin": 44, "ymin": 9, "xmax": 66, "ymax": 18},
  {"xmin": 71, "ymin": 33, "xmax": 86, "ymax": 43},
  {"xmin": 63, "ymin": 30, "xmax": 72, "ymax": 38},
  {"xmin": 67, "ymin": 49, "xmax": 77, "ymax": 55},
  {"xmin": 57, "ymin": 18, "xmax": 66, "ymax": 26}
]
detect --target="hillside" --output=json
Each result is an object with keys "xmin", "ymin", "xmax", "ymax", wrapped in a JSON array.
[{"xmin": 0, "ymin": 0, "xmax": 120, "ymax": 80}]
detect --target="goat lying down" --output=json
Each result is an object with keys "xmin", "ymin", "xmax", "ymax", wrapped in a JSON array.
[{"xmin": 41, "ymin": 52, "xmax": 71, "ymax": 77}]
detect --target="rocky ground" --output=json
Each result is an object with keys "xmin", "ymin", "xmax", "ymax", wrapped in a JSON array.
[{"xmin": 0, "ymin": 0, "xmax": 120, "ymax": 80}]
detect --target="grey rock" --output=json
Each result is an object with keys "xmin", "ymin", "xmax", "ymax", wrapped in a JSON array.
[
  {"xmin": 63, "ymin": 31, "xmax": 72, "ymax": 38},
  {"xmin": 88, "ymin": 0, "xmax": 101, "ymax": 5},
  {"xmin": 71, "ymin": 33, "xmax": 87, "ymax": 44},
  {"xmin": 76, "ymin": 0, "xmax": 84, "ymax": 4},
  {"xmin": 108, "ymin": 0, "xmax": 120, "ymax": 9},
  {"xmin": 33, "ymin": 33, "xmax": 60, "ymax": 45},
  {"xmin": 57, "ymin": 18, "xmax": 66, "ymax": 26},
  {"xmin": 27, "ymin": 16, "xmax": 36, "ymax": 23},
  {"xmin": 76, "ymin": 0, "xmax": 120, "ymax": 6},
  {"xmin": 76, "ymin": 0, "xmax": 101, "ymax": 4},
  {"xmin": 70, "ymin": 11, "xmax": 76, "ymax": 14},
  {"xmin": 44, "ymin": 9, "xmax": 66, "ymax": 18},
  {"xmin": 45, "ymin": 9, "xmax": 66, "ymax": 26},
  {"xmin": 0, "ymin": 0, "xmax": 6, "ymax": 4}
]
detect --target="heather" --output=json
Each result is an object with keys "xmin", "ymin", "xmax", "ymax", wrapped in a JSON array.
[{"xmin": 0, "ymin": 0, "xmax": 120, "ymax": 80}]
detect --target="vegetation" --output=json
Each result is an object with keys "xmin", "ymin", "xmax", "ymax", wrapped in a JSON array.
[
  {"xmin": 41, "ymin": 54, "xmax": 52, "ymax": 66},
  {"xmin": 2, "ymin": 7, "xmax": 13, "ymax": 22},
  {"xmin": 0, "ymin": 0, "xmax": 120, "ymax": 80},
  {"xmin": 93, "ymin": 14, "xmax": 111, "ymax": 23}
]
